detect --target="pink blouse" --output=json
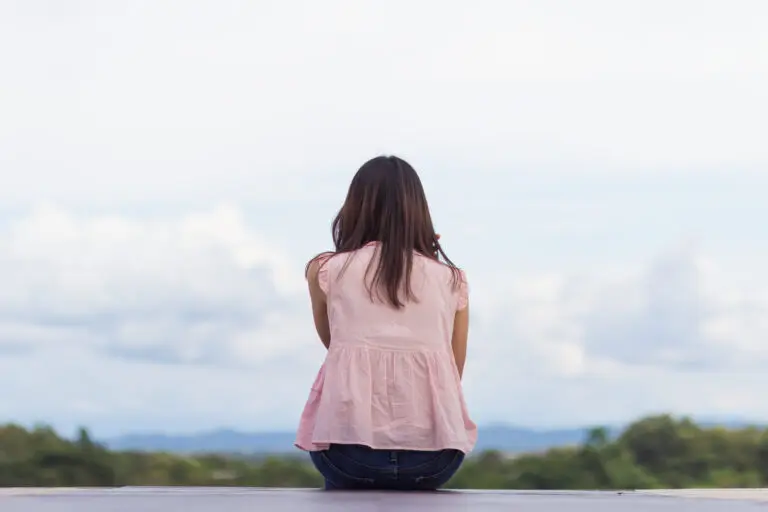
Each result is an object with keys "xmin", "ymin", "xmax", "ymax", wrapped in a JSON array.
[{"xmin": 295, "ymin": 242, "xmax": 477, "ymax": 454}]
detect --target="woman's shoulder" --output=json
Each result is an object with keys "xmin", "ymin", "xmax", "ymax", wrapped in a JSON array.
[
  {"xmin": 419, "ymin": 256, "xmax": 468, "ymax": 288},
  {"xmin": 306, "ymin": 249, "xmax": 361, "ymax": 278},
  {"xmin": 419, "ymin": 253, "xmax": 466, "ymax": 274},
  {"xmin": 426, "ymin": 259, "xmax": 468, "ymax": 309},
  {"xmin": 306, "ymin": 251, "xmax": 342, "ymax": 295},
  {"xmin": 305, "ymin": 251, "xmax": 337, "ymax": 281},
  {"xmin": 305, "ymin": 251, "xmax": 333, "ymax": 275},
  {"xmin": 306, "ymin": 251, "xmax": 335, "ymax": 269}
]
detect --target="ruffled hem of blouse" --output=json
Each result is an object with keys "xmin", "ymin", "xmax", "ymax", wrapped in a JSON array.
[{"xmin": 295, "ymin": 347, "xmax": 477, "ymax": 454}]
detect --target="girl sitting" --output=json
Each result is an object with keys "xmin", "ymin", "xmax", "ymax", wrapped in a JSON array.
[{"xmin": 295, "ymin": 155, "xmax": 477, "ymax": 491}]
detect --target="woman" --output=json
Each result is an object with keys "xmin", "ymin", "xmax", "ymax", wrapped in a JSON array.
[{"xmin": 295, "ymin": 155, "xmax": 477, "ymax": 491}]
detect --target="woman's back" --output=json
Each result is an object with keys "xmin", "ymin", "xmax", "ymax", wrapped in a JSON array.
[
  {"xmin": 324, "ymin": 242, "xmax": 466, "ymax": 352},
  {"xmin": 296, "ymin": 242, "xmax": 476, "ymax": 453}
]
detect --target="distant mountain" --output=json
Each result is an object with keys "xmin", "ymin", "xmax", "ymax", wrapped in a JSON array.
[
  {"xmin": 103, "ymin": 425, "xmax": 597, "ymax": 455},
  {"xmin": 102, "ymin": 418, "xmax": 761, "ymax": 456},
  {"xmin": 473, "ymin": 425, "xmax": 599, "ymax": 453},
  {"xmin": 105, "ymin": 429, "xmax": 298, "ymax": 455}
]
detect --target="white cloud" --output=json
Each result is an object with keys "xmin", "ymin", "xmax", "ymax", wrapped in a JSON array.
[
  {"xmin": 461, "ymin": 242, "xmax": 768, "ymax": 427},
  {"xmin": 0, "ymin": 205, "xmax": 309, "ymax": 366},
  {"xmin": 1, "ymin": 206, "xmax": 768, "ymax": 434},
  {"xmin": 1, "ymin": 0, "xmax": 768, "ymax": 435},
  {"xmin": 471, "ymin": 243, "xmax": 768, "ymax": 378}
]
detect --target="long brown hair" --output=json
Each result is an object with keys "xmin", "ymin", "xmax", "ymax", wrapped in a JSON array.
[{"xmin": 306, "ymin": 155, "xmax": 460, "ymax": 308}]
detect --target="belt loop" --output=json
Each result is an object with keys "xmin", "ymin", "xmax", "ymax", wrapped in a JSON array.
[{"xmin": 389, "ymin": 451, "xmax": 397, "ymax": 465}]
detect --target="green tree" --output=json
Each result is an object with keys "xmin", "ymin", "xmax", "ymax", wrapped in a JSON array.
[{"xmin": 2, "ymin": 416, "xmax": 768, "ymax": 490}]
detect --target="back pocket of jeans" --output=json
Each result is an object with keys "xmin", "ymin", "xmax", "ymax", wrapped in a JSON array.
[
  {"xmin": 317, "ymin": 451, "xmax": 376, "ymax": 487},
  {"xmin": 412, "ymin": 451, "xmax": 464, "ymax": 488}
]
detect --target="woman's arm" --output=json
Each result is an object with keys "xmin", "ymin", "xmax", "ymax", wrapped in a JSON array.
[
  {"xmin": 307, "ymin": 259, "xmax": 331, "ymax": 349},
  {"xmin": 451, "ymin": 303, "xmax": 469, "ymax": 379}
]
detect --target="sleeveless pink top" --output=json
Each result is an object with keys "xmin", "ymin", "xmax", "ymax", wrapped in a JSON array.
[{"xmin": 295, "ymin": 242, "xmax": 477, "ymax": 453}]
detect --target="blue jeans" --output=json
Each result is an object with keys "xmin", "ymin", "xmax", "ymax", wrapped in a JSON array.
[{"xmin": 310, "ymin": 443, "xmax": 464, "ymax": 491}]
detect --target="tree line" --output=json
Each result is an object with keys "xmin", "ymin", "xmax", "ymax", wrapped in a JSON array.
[{"xmin": 2, "ymin": 414, "xmax": 768, "ymax": 489}]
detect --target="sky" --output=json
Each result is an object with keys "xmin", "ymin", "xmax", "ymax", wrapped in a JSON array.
[{"xmin": 1, "ymin": 0, "xmax": 767, "ymax": 438}]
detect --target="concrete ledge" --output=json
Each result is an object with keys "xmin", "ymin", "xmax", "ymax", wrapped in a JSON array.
[
  {"xmin": 1, "ymin": 487, "xmax": 767, "ymax": 511},
  {"xmin": 639, "ymin": 488, "xmax": 768, "ymax": 501}
]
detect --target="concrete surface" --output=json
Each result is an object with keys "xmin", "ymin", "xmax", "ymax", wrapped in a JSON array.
[{"xmin": 1, "ymin": 487, "xmax": 768, "ymax": 511}]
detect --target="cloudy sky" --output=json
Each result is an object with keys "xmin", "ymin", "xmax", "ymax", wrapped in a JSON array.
[{"xmin": 1, "ymin": 0, "xmax": 767, "ymax": 438}]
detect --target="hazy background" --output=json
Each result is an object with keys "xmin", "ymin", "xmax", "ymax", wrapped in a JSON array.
[{"xmin": 1, "ymin": 0, "xmax": 767, "ymax": 440}]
